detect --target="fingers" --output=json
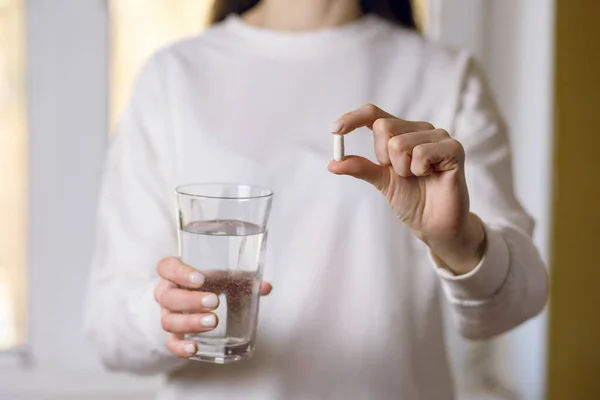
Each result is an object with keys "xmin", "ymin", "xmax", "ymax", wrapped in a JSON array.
[
  {"xmin": 156, "ymin": 286, "xmax": 220, "ymax": 313},
  {"xmin": 157, "ymin": 257, "xmax": 204, "ymax": 288},
  {"xmin": 157, "ymin": 279, "xmax": 271, "ymax": 308},
  {"xmin": 371, "ymin": 119, "xmax": 438, "ymax": 164},
  {"xmin": 328, "ymin": 156, "xmax": 390, "ymax": 193},
  {"xmin": 260, "ymin": 281, "xmax": 273, "ymax": 296},
  {"xmin": 154, "ymin": 278, "xmax": 175, "ymax": 303},
  {"xmin": 388, "ymin": 129, "xmax": 452, "ymax": 177},
  {"xmin": 331, "ymin": 103, "xmax": 434, "ymax": 136},
  {"xmin": 161, "ymin": 311, "xmax": 218, "ymax": 334},
  {"xmin": 166, "ymin": 334, "xmax": 198, "ymax": 358},
  {"xmin": 330, "ymin": 104, "xmax": 436, "ymax": 166},
  {"xmin": 371, "ymin": 118, "xmax": 400, "ymax": 164},
  {"xmin": 408, "ymin": 139, "xmax": 465, "ymax": 176},
  {"xmin": 327, "ymin": 127, "xmax": 457, "ymax": 188},
  {"xmin": 331, "ymin": 104, "xmax": 395, "ymax": 134}
]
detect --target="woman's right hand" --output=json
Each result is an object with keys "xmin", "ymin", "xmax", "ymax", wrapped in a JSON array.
[{"xmin": 154, "ymin": 257, "xmax": 273, "ymax": 358}]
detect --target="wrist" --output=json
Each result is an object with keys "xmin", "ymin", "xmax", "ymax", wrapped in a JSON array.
[{"xmin": 420, "ymin": 213, "xmax": 486, "ymax": 275}]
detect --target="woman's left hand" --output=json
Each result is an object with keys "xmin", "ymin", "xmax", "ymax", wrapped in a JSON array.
[{"xmin": 328, "ymin": 104, "xmax": 486, "ymax": 275}]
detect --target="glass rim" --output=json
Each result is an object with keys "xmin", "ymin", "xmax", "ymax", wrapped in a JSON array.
[{"xmin": 175, "ymin": 183, "xmax": 273, "ymax": 200}]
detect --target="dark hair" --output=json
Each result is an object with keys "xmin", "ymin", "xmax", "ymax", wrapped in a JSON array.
[{"xmin": 211, "ymin": 0, "xmax": 416, "ymax": 30}]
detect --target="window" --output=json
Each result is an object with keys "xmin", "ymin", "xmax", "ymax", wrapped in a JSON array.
[
  {"xmin": 109, "ymin": 0, "xmax": 213, "ymax": 128},
  {"xmin": 413, "ymin": 0, "xmax": 428, "ymax": 31},
  {"xmin": 0, "ymin": 0, "xmax": 27, "ymax": 352}
]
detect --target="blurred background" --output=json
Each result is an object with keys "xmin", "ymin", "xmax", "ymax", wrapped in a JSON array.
[{"xmin": 0, "ymin": 0, "xmax": 598, "ymax": 399}]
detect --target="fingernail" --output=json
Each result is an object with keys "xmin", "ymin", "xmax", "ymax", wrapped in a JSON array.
[
  {"xmin": 201, "ymin": 294, "xmax": 219, "ymax": 308},
  {"xmin": 330, "ymin": 121, "xmax": 344, "ymax": 133},
  {"xmin": 188, "ymin": 271, "xmax": 204, "ymax": 285},
  {"xmin": 200, "ymin": 314, "xmax": 217, "ymax": 328},
  {"xmin": 184, "ymin": 343, "xmax": 196, "ymax": 355}
]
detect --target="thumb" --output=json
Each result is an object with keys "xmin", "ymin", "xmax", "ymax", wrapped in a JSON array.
[{"xmin": 328, "ymin": 156, "xmax": 389, "ymax": 192}]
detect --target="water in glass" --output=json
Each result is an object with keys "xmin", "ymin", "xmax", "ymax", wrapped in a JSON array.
[{"xmin": 180, "ymin": 219, "xmax": 265, "ymax": 363}]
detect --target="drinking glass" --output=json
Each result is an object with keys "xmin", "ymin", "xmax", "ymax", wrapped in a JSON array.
[{"xmin": 176, "ymin": 183, "xmax": 273, "ymax": 364}]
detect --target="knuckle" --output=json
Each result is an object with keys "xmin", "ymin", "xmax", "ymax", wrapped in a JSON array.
[
  {"xmin": 372, "ymin": 118, "xmax": 385, "ymax": 132},
  {"xmin": 388, "ymin": 136, "xmax": 407, "ymax": 153},
  {"xmin": 388, "ymin": 138, "xmax": 400, "ymax": 153},
  {"xmin": 412, "ymin": 144, "xmax": 426, "ymax": 159},
  {"xmin": 154, "ymin": 280, "xmax": 173, "ymax": 305},
  {"xmin": 373, "ymin": 118, "xmax": 394, "ymax": 133},
  {"xmin": 450, "ymin": 139, "xmax": 465, "ymax": 154},
  {"xmin": 161, "ymin": 314, "xmax": 172, "ymax": 331},
  {"xmin": 153, "ymin": 284, "xmax": 163, "ymax": 303},
  {"xmin": 418, "ymin": 121, "xmax": 435, "ymax": 130},
  {"xmin": 156, "ymin": 258, "xmax": 167, "ymax": 275},
  {"xmin": 158, "ymin": 287, "xmax": 175, "ymax": 308},
  {"xmin": 166, "ymin": 340, "xmax": 178, "ymax": 355},
  {"xmin": 157, "ymin": 257, "xmax": 178, "ymax": 277},
  {"xmin": 412, "ymin": 165, "xmax": 428, "ymax": 176},
  {"xmin": 362, "ymin": 103, "xmax": 379, "ymax": 116},
  {"xmin": 436, "ymin": 128, "xmax": 450, "ymax": 138}
]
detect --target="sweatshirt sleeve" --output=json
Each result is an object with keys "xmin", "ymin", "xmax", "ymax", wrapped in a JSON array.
[
  {"xmin": 433, "ymin": 57, "xmax": 549, "ymax": 340},
  {"xmin": 84, "ymin": 54, "xmax": 187, "ymax": 374}
]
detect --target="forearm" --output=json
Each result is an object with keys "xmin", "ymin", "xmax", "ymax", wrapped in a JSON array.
[{"xmin": 420, "ymin": 213, "xmax": 486, "ymax": 276}]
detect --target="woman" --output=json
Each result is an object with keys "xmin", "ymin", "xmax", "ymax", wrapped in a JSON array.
[{"xmin": 85, "ymin": 0, "xmax": 548, "ymax": 398}]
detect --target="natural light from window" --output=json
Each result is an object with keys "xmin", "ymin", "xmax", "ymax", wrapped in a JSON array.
[
  {"xmin": 0, "ymin": 0, "xmax": 27, "ymax": 352},
  {"xmin": 109, "ymin": 0, "xmax": 213, "ymax": 129}
]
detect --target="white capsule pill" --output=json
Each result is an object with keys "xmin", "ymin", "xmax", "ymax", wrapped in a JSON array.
[{"xmin": 333, "ymin": 134, "xmax": 345, "ymax": 161}]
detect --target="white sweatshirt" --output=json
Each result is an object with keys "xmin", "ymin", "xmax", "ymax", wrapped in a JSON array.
[{"xmin": 85, "ymin": 14, "xmax": 548, "ymax": 400}]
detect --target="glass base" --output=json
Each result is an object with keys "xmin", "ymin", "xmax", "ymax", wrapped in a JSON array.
[
  {"xmin": 189, "ymin": 352, "xmax": 251, "ymax": 364},
  {"xmin": 187, "ymin": 336, "xmax": 254, "ymax": 364}
]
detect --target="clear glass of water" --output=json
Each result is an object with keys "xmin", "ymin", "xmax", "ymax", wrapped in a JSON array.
[{"xmin": 176, "ymin": 183, "xmax": 273, "ymax": 364}]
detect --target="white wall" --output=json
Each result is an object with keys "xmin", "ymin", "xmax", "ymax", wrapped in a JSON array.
[
  {"xmin": 486, "ymin": 2, "xmax": 554, "ymax": 399},
  {"xmin": 433, "ymin": 1, "xmax": 555, "ymax": 399},
  {"xmin": 27, "ymin": 0, "xmax": 107, "ymax": 371},
  {"xmin": 0, "ymin": 0, "xmax": 159, "ymax": 397}
]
